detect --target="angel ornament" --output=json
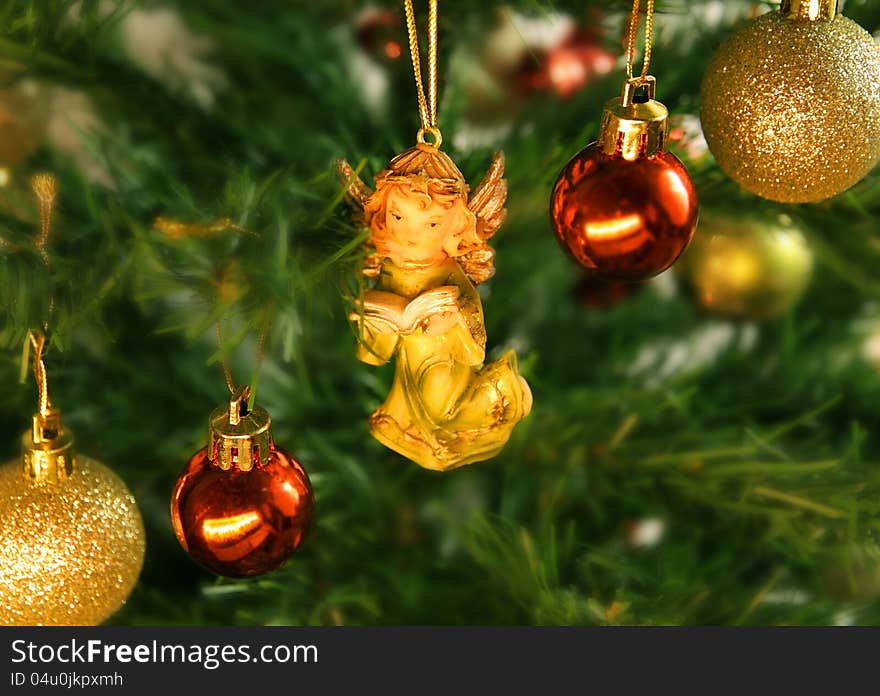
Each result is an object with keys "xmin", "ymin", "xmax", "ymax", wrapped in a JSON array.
[{"xmin": 340, "ymin": 143, "xmax": 532, "ymax": 470}]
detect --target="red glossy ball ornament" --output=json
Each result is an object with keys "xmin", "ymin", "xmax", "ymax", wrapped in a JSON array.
[
  {"xmin": 551, "ymin": 78, "xmax": 698, "ymax": 281},
  {"xmin": 171, "ymin": 389, "xmax": 313, "ymax": 578},
  {"xmin": 355, "ymin": 8, "xmax": 403, "ymax": 62},
  {"xmin": 518, "ymin": 31, "xmax": 615, "ymax": 99}
]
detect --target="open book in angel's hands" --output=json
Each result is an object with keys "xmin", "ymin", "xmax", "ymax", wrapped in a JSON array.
[{"xmin": 359, "ymin": 285, "xmax": 461, "ymax": 335}]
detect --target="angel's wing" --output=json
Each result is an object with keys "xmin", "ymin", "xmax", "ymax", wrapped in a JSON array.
[
  {"xmin": 337, "ymin": 159, "xmax": 381, "ymax": 278},
  {"xmin": 336, "ymin": 159, "xmax": 373, "ymax": 211},
  {"xmin": 467, "ymin": 152, "xmax": 507, "ymax": 240}
]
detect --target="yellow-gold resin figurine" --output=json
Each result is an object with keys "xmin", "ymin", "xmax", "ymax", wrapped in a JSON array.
[{"xmin": 340, "ymin": 143, "xmax": 532, "ymax": 470}]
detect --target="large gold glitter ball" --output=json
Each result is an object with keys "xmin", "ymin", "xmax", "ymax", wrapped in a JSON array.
[
  {"xmin": 678, "ymin": 213, "xmax": 814, "ymax": 320},
  {"xmin": 700, "ymin": 8, "xmax": 880, "ymax": 203},
  {"xmin": 0, "ymin": 455, "xmax": 146, "ymax": 625}
]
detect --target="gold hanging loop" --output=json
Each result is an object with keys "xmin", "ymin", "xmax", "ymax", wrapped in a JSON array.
[
  {"xmin": 23, "ymin": 329, "xmax": 74, "ymax": 483},
  {"xmin": 403, "ymin": 0, "xmax": 441, "ymax": 145},
  {"xmin": 216, "ymin": 322, "xmax": 237, "ymax": 395},
  {"xmin": 19, "ymin": 176, "xmax": 73, "ymax": 483},
  {"xmin": 215, "ymin": 315, "xmax": 271, "ymax": 398},
  {"xmin": 416, "ymin": 125, "xmax": 443, "ymax": 148},
  {"xmin": 601, "ymin": 1, "xmax": 668, "ymax": 161},
  {"xmin": 625, "ymin": 0, "xmax": 655, "ymax": 84},
  {"xmin": 29, "ymin": 330, "xmax": 51, "ymax": 417},
  {"xmin": 209, "ymin": 324, "xmax": 273, "ymax": 472},
  {"xmin": 31, "ymin": 173, "xmax": 57, "ymax": 265},
  {"xmin": 426, "ymin": 0, "xmax": 437, "ymax": 127}
]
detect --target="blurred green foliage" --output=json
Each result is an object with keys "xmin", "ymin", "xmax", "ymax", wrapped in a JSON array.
[{"xmin": 2, "ymin": 0, "xmax": 880, "ymax": 625}]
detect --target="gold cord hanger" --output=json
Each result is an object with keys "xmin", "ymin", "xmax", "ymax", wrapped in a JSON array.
[
  {"xmin": 29, "ymin": 173, "xmax": 58, "ymax": 418},
  {"xmin": 23, "ymin": 330, "xmax": 72, "ymax": 484},
  {"xmin": 215, "ymin": 316, "xmax": 270, "ymax": 425},
  {"xmin": 211, "ymin": 318, "xmax": 273, "ymax": 469},
  {"xmin": 29, "ymin": 331, "xmax": 51, "ymax": 418},
  {"xmin": 216, "ymin": 322, "xmax": 238, "ymax": 396},
  {"xmin": 32, "ymin": 174, "xmax": 56, "ymax": 266},
  {"xmin": 599, "ymin": 0, "xmax": 667, "ymax": 159},
  {"xmin": 403, "ymin": 0, "xmax": 441, "ymax": 147},
  {"xmin": 23, "ymin": 174, "xmax": 73, "ymax": 483},
  {"xmin": 624, "ymin": 0, "xmax": 655, "ymax": 86}
]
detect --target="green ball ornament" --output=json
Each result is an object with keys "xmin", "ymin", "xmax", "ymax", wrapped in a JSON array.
[
  {"xmin": 823, "ymin": 543, "xmax": 880, "ymax": 602},
  {"xmin": 678, "ymin": 213, "xmax": 813, "ymax": 320}
]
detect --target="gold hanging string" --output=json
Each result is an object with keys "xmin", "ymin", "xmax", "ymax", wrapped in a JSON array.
[
  {"xmin": 31, "ymin": 173, "xmax": 58, "ymax": 321},
  {"xmin": 403, "ymin": 0, "xmax": 441, "ymax": 146},
  {"xmin": 153, "ymin": 216, "xmax": 251, "ymax": 241},
  {"xmin": 26, "ymin": 174, "xmax": 59, "ymax": 417},
  {"xmin": 215, "ymin": 318, "xmax": 271, "ymax": 397},
  {"xmin": 29, "ymin": 330, "xmax": 51, "ymax": 417},
  {"xmin": 625, "ymin": 0, "xmax": 655, "ymax": 83},
  {"xmin": 31, "ymin": 174, "xmax": 57, "ymax": 265},
  {"xmin": 216, "ymin": 322, "xmax": 237, "ymax": 394},
  {"xmin": 427, "ymin": 0, "xmax": 437, "ymax": 132}
]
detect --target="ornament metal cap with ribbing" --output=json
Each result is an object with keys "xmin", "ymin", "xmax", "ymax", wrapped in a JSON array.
[
  {"xmin": 21, "ymin": 406, "xmax": 75, "ymax": 484},
  {"xmin": 782, "ymin": 0, "xmax": 838, "ymax": 20},
  {"xmin": 208, "ymin": 386, "xmax": 272, "ymax": 472},
  {"xmin": 21, "ymin": 329, "xmax": 75, "ymax": 485},
  {"xmin": 599, "ymin": 77, "xmax": 668, "ymax": 161}
]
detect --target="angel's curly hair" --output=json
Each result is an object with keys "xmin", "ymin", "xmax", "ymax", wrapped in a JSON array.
[{"xmin": 362, "ymin": 144, "xmax": 496, "ymax": 285}]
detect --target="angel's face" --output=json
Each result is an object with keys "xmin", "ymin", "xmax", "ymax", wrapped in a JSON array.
[{"xmin": 381, "ymin": 187, "xmax": 461, "ymax": 265}]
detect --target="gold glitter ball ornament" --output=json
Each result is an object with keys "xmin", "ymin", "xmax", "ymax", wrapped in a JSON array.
[
  {"xmin": 0, "ymin": 410, "xmax": 145, "ymax": 625},
  {"xmin": 0, "ymin": 82, "xmax": 46, "ymax": 170},
  {"xmin": 700, "ymin": 1, "xmax": 880, "ymax": 203},
  {"xmin": 678, "ymin": 213, "xmax": 814, "ymax": 320}
]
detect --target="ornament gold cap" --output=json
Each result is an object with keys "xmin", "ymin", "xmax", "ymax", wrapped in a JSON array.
[
  {"xmin": 208, "ymin": 386, "xmax": 272, "ymax": 472},
  {"xmin": 21, "ymin": 406, "xmax": 75, "ymax": 484},
  {"xmin": 599, "ymin": 77, "xmax": 669, "ymax": 161},
  {"xmin": 781, "ymin": 0, "xmax": 839, "ymax": 20}
]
